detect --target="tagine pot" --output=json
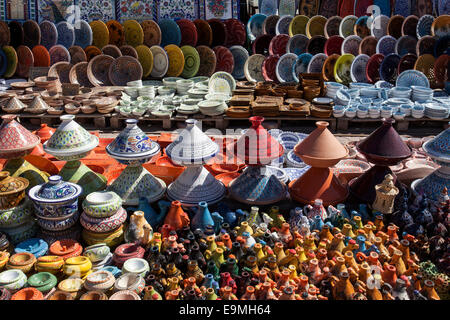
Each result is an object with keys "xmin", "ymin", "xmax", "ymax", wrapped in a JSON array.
[
  {"xmin": 0, "ymin": 115, "xmax": 40, "ymax": 159},
  {"xmin": 33, "ymin": 124, "xmax": 56, "ymax": 143},
  {"xmin": 2, "ymin": 158, "xmax": 49, "ymax": 189},
  {"xmin": 58, "ymin": 160, "xmax": 107, "ymax": 197}
]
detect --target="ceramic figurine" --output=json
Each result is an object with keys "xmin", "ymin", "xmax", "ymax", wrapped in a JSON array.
[
  {"xmin": 191, "ymin": 202, "xmax": 215, "ymax": 231},
  {"xmin": 125, "ymin": 211, "xmax": 152, "ymax": 246},
  {"xmin": 163, "ymin": 201, "xmax": 190, "ymax": 231},
  {"xmin": 372, "ymin": 174, "xmax": 399, "ymax": 214}
]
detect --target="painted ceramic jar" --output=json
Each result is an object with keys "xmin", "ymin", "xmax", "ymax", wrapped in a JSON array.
[
  {"xmin": 6, "ymin": 252, "xmax": 36, "ymax": 273},
  {"xmin": 57, "ymin": 278, "xmax": 84, "ymax": 299},
  {"xmin": 0, "ymin": 199, "xmax": 34, "ymax": 229},
  {"xmin": 27, "ymin": 272, "xmax": 58, "ymax": 293},
  {"xmin": 113, "ymin": 273, "xmax": 146, "ymax": 295},
  {"xmin": 80, "ymin": 207, "xmax": 127, "ymax": 233},
  {"xmin": 82, "ymin": 225, "xmax": 124, "ymax": 248},
  {"xmin": 83, "ymin": 243, "xmax": 111, "ymax": 263},
  {"xmin": 63, "ymin": 256, "xmax": 92, "ymax": 277},
  {"xmin": 43, "ymin": 115, "xmax": 99, "ymax": 161},
  {"xmin": 14, "ymin": 238, "xmax": 48, "ymax": 258},
  {"xmin": 10, "ymin": 287, "xmax": 43, "ymax": 300},
  {"xmin": 28, "ymin": 175, "xmax": 82, "ymax": 219},
  {"xmin": 49, "ymin": 239, "xmax": 82, "ymax": 260},
  {"xmin": 0, "ymin": 172, "xmax": 29, "ymax": 210},
  {"xmin": 0, "ymin": 220, "xmax": 38, "ymax": 245},
  {"xmin": 122, "ymin": 258, "xmax": 149, "ymax": 278},
  {"xmin": 0, "ymin": 269, "xmax": 27, "ymax": 291},
  {"xmin": 35, "ymin": 256, "xmax": 65, "ymax": 274},
  {"xmin": 83, "ymin": 270, "xmax": 115, "ymax": 292},
  {"xmin": 109, "ymin": 289, "xmax": 141, "ymax": 300},
  {"xmin": 0, "ymin": 115, "xmax": 40, "ymax": 159},
  {"xmin": 82, "ymin": 191, "xmax": 122, "ymax": 218}
]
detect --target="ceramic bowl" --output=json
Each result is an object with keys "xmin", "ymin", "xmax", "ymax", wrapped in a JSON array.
[
  {"xmin": 63, "ymin": 256, "xmax": 92, "ymax": 277},
  {"xmin": 14, "ymin": 238, "xmax": 48, "ymax": 258},
  {"xmin": 35, "ymin": 256, "xmax": 65, "ymax": 274},
  {"xmin": 0, "ymin": 269, "xmax": 27, "ymax": 291},
  {"xmin": 84, "ymin": 270, "xmax": 115, "ymax": 292},
  {"xmin": 122, "ymin": 258, "xmax": 149, "ymax": 278},
  {"xmin": 83, "ymin": 243, "xmax": 111, "ymax": 263},
  {"xmin": 82, "ymin": 191, "xmax": 122, "ymax": 218},
  {"xmin": 57, "ymin": 278, "xmax": 84, "ymax": 299},
  {"xmin": 27, "ymin": 272, "xmax": 57, "ymax": 293},
  {"xmin": 0, "ymin": 199, "xmax": 33, "ymax": 228},
  {"xmin": 113, "ymin": 273, "xmax": 145, "ymax": 295},
  {"xmin": 49, "ymin": 239, "xmax": 82, "ymax": 260},
  {"xmin": 91, "ymin": 252, "xmax": 113, "ymax": 271},
  {"xmin": 80, "ymin": 208, "xmax": 127, "ymax": 233},
  {"xmin": 109, "ymin": 290, "xmax": 141, "ymax": 300},
  {"xmin": 36, "ymin": 211, "xmax": 80, "ymax": 231}
]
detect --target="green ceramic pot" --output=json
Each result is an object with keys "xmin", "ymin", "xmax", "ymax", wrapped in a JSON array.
[
  {"xmin": 27, "ymin": 272, "xmax": 57, "ymax": 292},
  {"xmin": 82, "ymin": 191, "xmax": 122, "ymax": 218}
]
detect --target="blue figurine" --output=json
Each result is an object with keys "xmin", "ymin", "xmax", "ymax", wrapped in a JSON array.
[
  {"xmin": 235, "ymin": 209, "xmax": 248, "ymax": 223},
  {"xmin": 191, "ymin": 202, "xmax": 215, "ymax": 231},
  {"xmin": 211, "ymin": 212, "xmax": 224, "ymax": 234},
  {"xmin": 202, "ymin": 273, "xmax": 219, "ymax": 292}
]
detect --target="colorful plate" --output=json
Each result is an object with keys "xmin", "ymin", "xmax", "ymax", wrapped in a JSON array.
[
  {"xmin": 416, "ymin": 35, "xmax": 436, "ymax": 56},
  {"xmin": 106, "ymin": 20, "xmax": 125, "ymax": 47},
  {"xmin": 276, "ymin": 15, "xmax": 294, "ymax": 35},
  {"xmin": 119, "ymin": 45, "xmax": 138, "ymax": 58},
  {"xmin": 180, "ymin": 45, "xmax": 200, "ymax": 79},
  {"xmin": 287, "ymin": 34, "xmax": 309, "ymax": 55},
  {"xmin": 262, "ymin": 55, "xmax": 280, "ymax": 82},
  {"xmin": 395, "ymin": 35, "xmax": 418, "ymax": 57},
  {"xmin": 84, "ymin": 46, "xmax": 102, "ymax": 62},
  {"xmin": 380, "ymin": 53, "xmax": 401, "ymax": 84},
  {"xmin": 0, "ymin": 21, "xmax": 10, "ymax": 47},
  {"xmin": 402, "ymin": 15, "xmax": 419, "ymax": 38},
  {"xmin": 193, "ymin": 19, "xmax": 212, "ymax": 46},
  {"xmin": 56, "ymin": 21, "xmax": 75, "ymax": 49},
  {"xmin": 371, "ymin": 14, "xmax": 390, "ymax": 39},
  {"xmin": 73, "ymin": 20, "xmax": 92, "ymax": 49},
  {"xmin": 141, "ymin": 20, "xmax": 161, "ymax": 47},
  {"xmin": 350, "ymin": 54, "xmax": 370, "ymax": 83},
  {"xmin": 102, "ymin": 44, "xmax": 122, "ymax": 58},
  {"xmin": 224, "ymin": 19, "xmax": 246, "ymax": 46},
  {"xmin": 306, "ymin": 35, "xmax": 326, "ymax": 56},
  {"xmin": 324, "ymin": 16, "xmax": 342, "ymax": 38},
  {"xmin": 196, "ymin": 45, "xmax": 216, "ymax": 77},
  {"xmin": 23, "ymin": 20, "xmax": 41, "ymax": 48},
  {"xmin": 69, "ymin": 62, "xmax": 92, "ymax": 87},
  {"xmin": 150, "ymin": 45, "xmax": 169, "ymax": 78},
  {"xmin": 2, "ymin": 46, "xmax": 17, "ymax": 78},
  {"xmin": 39, "ymin": 21, "xmax": 57, "ymax": 50},
  {"xmin": 339, "ymin": 15, "xmax": 357, "ymax": 38},
  {"xmin": 159, "ymin": 19, "xmax": 181, "ymax": 47},
  {"xmin": 229, "ymin": 45, "xmax": 249, "ymax": 80},
  {"xmin": 293, "ymin": 53, "xmax": 313, "ymax": 82},
  {"xmin": 431, "ymin": 15, "xmax": 450, "ymax": 38},
  {"xmin": 398, "ymin": 53, "xmax": 418, "ymax": 74},
  {"xmin": 0, "ymin": 49, "xmax": 6, "ymax": 76},
  {"xmin": 396, "ymin": 69, "xmax": 430, "ymax": 87},
  {"xmin": 417, "ymin": 15, "xmax": 435, "ymax": 38},
  {"xmin": 209, "ymin": 71, "xmax": 236, "ymax": 94},
  {"xmin": 123, "ymin": 20, "xmax": 144, "ymax": 47},
  {"xmin": 353, "ymin": 16, "xmax": 370, "ymax": 39},
  {"xmin": 263, "ymin": 15, "xmax": 280, "ymax": 37},
  {"xmin": 341, "ymin": 35, "xmax": 362, "ymax": 56},
  {"xmin": 87, "ymin": 54, "xmax": 115, "ymax": 86},
  {"xmin": 324, "ymin": 35, "xmax": 344, "ymax": 56},
  {"xmin": 15, "ymin": 45, "xmax": 34, "ymax": 78},
  {"xmin": 244, "ymin": 54, "xmax": 266, "ymax": 82},
  {"xmin": 322, "ymin": 54, "xmax": 340, "ymax": 82},
  {"xmin": 359, "ymin": 35, "xmax": 377, "ymax": 56},
  {"xmin": 278, "ymin": 0, "xmax": 296, "ymax": 16},
  {"xmin": 252, "ymin": 34, "xmax": 273, "ymax": 55},
  {"xmin": 306, "ymin": 15, "xmax": 326, "ymax": 38},
  {"xmin": 176, "ymin": 19, "xmax": 198, "ymax": 47},
  {"xmin": 164, "ymin": 44, "xmax": 185, "ymax": 77},
  {"xmin": 89, "ymin": 20, "xmax": 109, "ymax": 49},
  {"xmin": 247, "ymin": 13, "xmax": 267, "ymax": 41},
  {"xmin": 32, "ymin": 45, "xmax": 50, "ymax": 67},
  {"xmin": 109, "ymin": 56, "xmax": 143, "ymax": 86},
  {"xmin": 365, "ymin": 53, "xmax": 385, "ymax": 83},
  {"xmin": 307, "ymin": 53, "xmax": 327, "ymax": 73},
  {"xmin": 334, "ymin": 53, "xmax": 355, "ymax": 85},
  {"xmin": 208, "ymin": 19, "xmax": 227, "ymax": 47},
  {"xmin": 213, "ymin": 46, "xmax": 234, "ymax": 74},
  {"xmin": 414, "ymin": 54, "xmax": 436, "ymax": 83},
  {"xmin": 49, "ymin": 45, "xmax": 70, "ymax": 65},
  {"xmin": 68, "ymin": 46, "xmax": 87, "ymax": 64},
  {"xmin": 376, "ymin": 35, "xmax": 397, "ymax": 56},
  {"xmin": 136, "ymin": 44, "xmax": 154, "ymax": 78},
  {"xmin": 269, "ymin": 34, "xmax": 289, "ymax": 56},
  {"xmin": 289, "ymin": 15, "xmax": 309, "ymax": 37},
  {"xmin": 8, "ymin": 21, "xmax": 23, "ymax": 48},
  {"xmin": 48, "ymin": 61, "xmax": 72, "ymax": 84},
  {"xmin": 387, "ymin": 15, "xmax": 405, "ymax": 39}
]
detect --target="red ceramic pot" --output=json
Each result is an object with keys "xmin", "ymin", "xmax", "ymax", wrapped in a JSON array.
[
  {"xmin": 11, "ymin": 287, "xmax": 43, "ymax": 300},
  {"xmin": 49, "ymin": 239, "xmax": 82, "ymax": 260},
  {"xmin": 113, "ymin": 243, "xmax": 145, "ymax": 268}
]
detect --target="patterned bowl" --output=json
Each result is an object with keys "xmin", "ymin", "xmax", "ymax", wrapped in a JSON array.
[
  {"xmin": 82, "ymin": 191, "xmax": 122, "ymax": 218},
  {"xmin": 36, "ymin": 211, "xmax": 80, "ymax": 232},
  {"xmin": 80, "ymin": 208, "xmax": 127, "ymax": 233}
]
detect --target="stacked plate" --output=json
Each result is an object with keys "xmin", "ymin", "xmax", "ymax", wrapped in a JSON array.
[
  {"xmin": 286, "ymin": 150, "xmax": 307, "ymax": 168},
  {"xmin": 124, "ymin": 86, "xmax": 140, "ymax": 99},
  {"xmin": 411, "ymin": 104, "xmax": 425, "ymax": 118},
  {"xmin": 359, "ymin": 87, "xmax": 379, "ymax": 98},
  {"xmin": 333, "ymin": 105, "xmax": 345, "ymax": 118},
  {"xmin": 176, "ymin": 79, "xmax": 194, "ymax": 95},
  {"xmin": 368, "ymin": 106, "xmax": 380, "ymax": 118},
  {"xmin": 138, "ymin": 86, "xmax": 155, "ymax": 98},
  {"xmin": 356, "ymin": 105, "xmax": 369, "ymax": 118},
  {"xmin": 390, "ymin": 86, "xmax": 411, "ymax": 99},
  {"xmin": 424, "ymin": 102, "xmax": 449, "ymax": 120},
  {"xmin": 411, "ymin": 86, "xmax": 434, "ymax": 102},
  {"xmin": 380, "ymin": 106, "xmax": 393, "ymax": 118},
  {"xmin": 325, "ymin": 82, "xmax": 344, "ymax": 99},
  {"xmin": 197, "ymin": 100, "xmax": 227, "ymax": 116},
  {"xmin": 163, "ymin": 77, "xmax": 182, "ymax": 89}
]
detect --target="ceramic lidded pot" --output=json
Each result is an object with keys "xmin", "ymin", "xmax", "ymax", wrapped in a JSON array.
[
  {"xmin": 0, "ymin": 171, "xmax": 29, "ymax": 210},
  {"xmin": 0, "ymin": 115, "xmax": 40, "ymax": 159},
  {"xmin": 43, "ymin": 115, "xmax": 99, "ymax": 161},
  {"xmin": 81, "ymin": 191, "xmax": 122, "ymax": 218},
  {"xmin": 33, "ymin": 123, "xmax": 55, "ymax": 143},
  {"xmin": 28, "ymin": 175, "xmax": 82, "ymax": 219}
]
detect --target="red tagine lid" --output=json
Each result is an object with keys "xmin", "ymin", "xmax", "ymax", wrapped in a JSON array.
[
  {"xmin": 33, "ymin": 123, "xmax": 55, "ymax": 142},
  {"xmin": 232, "ymin": 116, "xmax": 284, "ymax": 165},
  {"xmin": 0, "ymin": 115, "xmax": 40, "ymax": 155}
]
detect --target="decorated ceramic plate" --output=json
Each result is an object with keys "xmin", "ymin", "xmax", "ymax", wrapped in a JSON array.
[
  {"xmin": 68, "ymin": 46, "xmax": 87, "ymax": 64},
  {"xmin": 276, "ymin": 15, "xmax": 294, "ymax": 35},
  {"xmin": 395, "ymin": 35, "xmax": 418, "ymax": 57},
  {"xmin": 176, "ymin": 19, "xmax": 198, "ymax": 47},
  {"xmin": 433, "ymin": 35, "xmax": 450, "ymax": 57},
  {"xmin": 322, "ymin": 54, "xmax": 340, "ymax": 82},
  {"xmin": 209, "ymin": 71, "xmax": 236, "ymax": 94},
  {"xmin": 208, "ymin": 19, "xmax": 227, "ymax": 47},
  {"xmin": 8, "ymin": 21, "xmax": 23, "ymax": 48},
  {"xmin": 48, "ymin": 61, "xmax": 72, "ymax": 84},
  {"xmin": 414, "ymin": 54, "xmax": 436, "ymax": 82},
  {"xmin": 102, "ymin": 44, "xmax": 122, "ymax": 58},
  {"xmin": 49, "ymin": 45, "xmax": 70, "ymax": 65},
  {"xmin": 324, "ymin": 16, "xmax": 342, "ymax": 39},
  {"xmin": 150, "ymin": 45, "xmax": 169, "ymax": 78},
  {"xmin": 307, "ymin": 53, "xmax": 327, "ymax": 73},
  {"xmin": 89, "ymin": 20, "xmax": 109, "ymax": 49},
  {"xmin": 244, "ymin": 54, "xmax": 266, "ymax": 82},
  {"xmin": 376, "ymin": 35, "xmax": 397, "ymax": 56},
  {"xmin": 417, "ymin": 15, "xmax": 435, "ymax": 38},
  {"xmin": 292, "ymin": 53, "xmax": 313, "ymax": 82},
  {"xmin": 365, "ymin": 53, "xmax": 384, "ymax": 83},
  {"xmin": 262, "ymin": 55, "xmax": 280, "ymax": 82},
  {"xmin": 39, "ymin": 21, "xmax": 57, "ymax": 50},
  {"xmin": 31, "ymin": 45, "xmax": 50, "ymax": 67},
  {"xmin": 387, "ymin": 15, "xmax": 405, "ymax": 39},
  {"xmin": 229, "ymin": 46, "xmax": 249, "ymax": 80},
  {"xmin": 120, "ymin": 45, "xmax": 138, "ymax": 58},
  {"xmin": 181, "ymin": 45, "xmax": 200, "ymax": 79},
  {"xmin": 287, "ymin": 34, "xmax": 308, "ymax": 55},
  {"xmin": 123, "ymin": 20, "xmax": 144, "ymax": 47},
  {"xmin": 73, "ymin": 20, "xmax": 92, "ymax": 49},
  {"xmin": 438, "ymin": 0, "xmax": 450, "ymax": 15},
  {"xmin": 402, "ymin": 15, "xmax": 419, "ymax": 38},
  {"xmin": 247, "ymin": 13, "xmax": 267, "ymax": 41},
  {"xmin": 379, "ymin": 53, "xmax": 401, "ymax": 84},
  {"xmin": 69, "ymin": 62, "xmax": 92, "ymax": 87},
  {"xmin": 269, "ymin": 34, "xmax": 289, "ymax": 56},
  {"xmin": 334, "ymin": 54, "xmax": 355, "ymax": 85},
  {"xmin": 396, "ymin": 69, "xmax": 430, "ymax": 88},
  {"xmin": 213, "ymin": 46, "xmax": 234, "ymax": 74},
  {"xmin": 2, "ymin": 46, "xmax": 17, "ymax": 78},
  {"xmin": 56, "ymin": 21, "xmax": 75, "ymax": 49},
  {"xmin": 252, "ymin": 34, "xmax": 273, "ymax": 55},
  {"xmin": 431, "ymin": 15, "xmax": 450, "ymax": 38},
  {"xmin": 398, "ymin": 53, "xmax": 418, "ymax": 74},
  {"xmin": 324, "ymin": 35, "xmax": 344, "ymax": 56},
  {"xmin": 350, "ymin": 54, "xmax": 370, "ymax": 83},
  {"xmin": 416, "ymin": 35, "xmax": 436, "ymax": 56},
  {"xmin": 341, "ymin": 35, "xmax": 362, "ymax": 56},
  {"xmin": 141, "ymin": 20, "xmax": 161, "ymax": 47},
  {"xmin": 159, "ymin": 19, "xmax": 181, "ymax": 47},
  {"xmin": 434, "ymin": 54, "xmax": 450, "ymax": 85},
  {"xmin": 109, "ymin": 56, "xmax": 143, "ymax": 86},
  {"xmin": 306, "ymin": 15, "xmax": 327, "ymax": 38},
  {"xmin": 339, "ymin": 15, "xmax": 358, "ymax": 38},
  {"xmin": 193, "ymin": 19, "xmax": 212, "ymax": 46},
  {"xmin": 136, "ymin": 45, "xmax": 154, "ymax": 78},
  {"xmin": 23, "ymin": 20, "xmax": 41, "ymax": 48},
  {"xmin": 196, "ymin": 45, "xmax": 216, "ymax": 77},
  {"xmin": 0, "ymin": 21, "xmax": 10, "ymax": 47},
  {"xmin": 106, "ymin": 20, "xmax": 125, "ymax": 47},
  {"xmin": 224, "ymin": 19, "xmax": 246, "ymax": 47},
  {"xmin": 87, "ymin": 54, "xmax": 114, "ymax": 86},
  {"xmin": 260, "ymin": 0, "xmax": 277, "ymax": 15},
  {"xmin": 359, "ymin": 35, "xmax": 377, "ymax": 56},
  {"xmin": 289, "ymin": 15, "xmax": 309, "ymax": 36},
  {"xmin": 279, "ymin": 0, "xmax": 296, "ymax": 16},
  {"xmin": 276, "ymin": 53, "xmax": 297, "ymax": 83},
  {"xmin": 84, "ymin": 45, "xmax": 102, "ymax": 62},
  {"xmin": 15, "ymin": 45, "xmax": 34, "ymax": 78},
  {"xmin": 164, "ymin": 44, "xmax": 185, "ymax": 77},
  {"xmin": 370, "ymin": 15, "xmax": 390, "ymax": 39},
  {"xmin": 263, "ymin": 15, "xmax": 280, "ymax": 37},
  {"xmin": 306, "ymin": 35, "xmax": 326, "ymax": 56},
  {"xmin": 354, "ymin": 16, "xmax": 371, "ymax": 39}
]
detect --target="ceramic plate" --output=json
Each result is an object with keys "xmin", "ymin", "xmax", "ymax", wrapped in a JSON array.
[
  {"xmin": 289, "ymin": 15, "xmax": 309, "ymax": 36},
  {"xmin": 2, "ymin": 46, "xmax": 17, "ymax": 78},
  {"xmin": 402, "ymin": 15, "xmax": 419, "ymax": 38},
  {"xmin": 108, "ymin": 56, "xmax": 143, "ymax": 86},
  {"xmin": 31, "ymin": 45, "xmax": 50, "ymax": 67},
  {"xmin": 164, "ymin": 44, "xmax": 185, "ymax": 77},
  {"xmin": 324, "ymin": 35, "xmax": 344, "ymax": 56},
  {"xmin": 73, "ymin": 20, "xmax": 92, "ymax": 49},
  {"xmin": 279, "ymin": 0, "xmax": 296, "ymax": 16},
  {"xmin": 252, "ymin": 34, "xmax": 273, "ymax": 55},
  {"xmin": 244, "ymin": 54, "xmax": 266, "ymax": 82},
  {"xmin": 260, "ymin": 0, "xmax": 278, "ymax": 16},
  {"xmin": 141, "ymin": 20, "xmax": 161, "ymax": 47},
  {"xmin": 379, "ymin": 53, "xmax": 401, "ymax": 84},
  {"xmin": 417, "ymin": 15, "xmax": 435, "ymax": 38},
  {"xmin": 49, "ymin": 45, "xmax": 70, "ymax": 65},
  {"xmin": 68, "ymin": 45, "xmax": 87, "ymax": 64},
  {"xmin": 306, "ymin": 35, "xmax": 326, "ymax": 56},
  {"xmin": 334, "ymin": 54, "xmax": 355, "ymax": 85},
  {"xmin": 396, "ymin": 69, "xmax": 430, "ymax": 88},
  {"xmin": 23, "ymin": 20, "xmax": 41, "ymax": 48},
  {"xmin": 15, "ymin": 45, "xmax": 34, "ymax": 78},
  {"xmin": 322, "ymin": 54, "xmax": 340, "ymax": 82},
  {"xmin": 431, "ymin": 15, "xmax": 450, "ymax": 38},
  {"xmin": 102, "ymin": 44, "xmax": 122, "ymax": 58},
  {"xmin": 181, "ymin": 45, "xmax": 200, "ymax": 79},
  {"xmin": 193, "ymin": 19, "xmax": 212, "ymax": 46},
  {"xmin": 339, "ymin": 15, "xmax": 358, "ymax": 38},
  {"xmin": 307, "ymin": 53, "xmax": 327, "ymax": 73},
  {"xmin": 396, "ymin": 35, "xmax": 418, "ymax": 57},
  {"xmin": 208, "ymin": 19, "xmax": 227, "ymax": 47},
  {"xmin": 209, "ymin": 71, "xmax": 236, "ymax": 95},
  {"xmin": 292, "ymin": 53, "xmax": 313, "ymax": 82},
  {"xmin": 89, "ymin": 20, "xmax": 109, "ymax": 49},
  {"xmin": 276, "ymin": 15, "xmax": 294, "ymax": 35},
  {"xmin": 417, "ymin": 35, "xmax": 436, "ymax": 56},
  {"xmin": 106, "ymin": 20, "xmax": 125, "ymax": 47},
  {"xmin": 365, "ymin": 53, "xmax": 385, "ymax": 84},
  {"xmin": 123, "ymin": 20, "xmax": 144, "ymax": 47},
  {"xmin": 9, "ymin": 21, "xmax": 23, "ymax": 48},
  {"xmin": 287, "ymin": 34, "xmax": 309, "ymax": 55},
  {"xmin": 176, "ymin": 19, "xmax": 198, "ymax": 47},
  {"xmin": 150, "ymin": 45, "xmax": 169, "ymax": 78},
  {"xmin": 213, "ymin": 46, "xmax": 234, "ymax": 74},
  {"xmin": 56, "ymin": 21, "xmax": 75, "ymax": 49},
  {"xmin": 136, "ymin": 44, "xmax": 154, "ymax": 78},
  {"xmin": 159, "ymin": 19, "xmax": 181, "ymax": 47},
  {"xmin": 69, "ymin": 62, "xmax": 92, "ymax": 87},
  {"xmin": 324, "ymin": 16, "xmax": 342, "ymax": 38},
  {"xmin": 87, "ymin": 54, "xmax": 114, "ymax": 86},
  {"xmin": 263, "ymin": 15, "xmax": 280, "ymax": 37},
  {"xmin": 350, "ymin": 54, "xmax": 370, "ymax": 83},
  {"xmin": 354, "ymin": 16, "xmax": 371, "ymax": 39},
  {"xmin": 276, "ymin": 53, "xmax": 297, "ymax": 83},
  {"xmin": 196, "ymin": 45, "xmax": 216, "ymax": 77},
  {"xmin": 269, "ymin": 34, "xmax": 289, "ymax": 56},
  {"xmin": 120, "ymin": 45, "xmax": 138, "ymax": 58},
  {"xmin": 229, "ymin": 46, "xmax": 249, "ymax": 80},
  {"xmin": 85, "ymin": 45, "xmax": 102, "ymax": 61},
  {"xmin": 387, "ymin": 15, "xmax": 405, "ymax": 39},
  {"xmin": 0, "ymin": 21, "xmax": 10, "ymax": 47},
  {"xmin": 370, "ymin": 15, "xmax": 390, "ymax": 39},
  {"xmin": 306, "ymin": 15, "xmax": 327, "ymax": 38},
  {"xmin": 262, "ymin": 55, "xmax": 280, "ymax": 82},
  {"xmin": 247, "ymin": 14, "xmax": 267, "ymax": 41},
  {"xmin": 359, "ymin": 35, "xmax": 377, "ymax": 56},
  {"xmin": 224, "ymin": 19, "xmax": 246, "ymax": 47},
  {"xmin": 341, "ymin": 35, "xmax": 362, "ymax": 56},
  {"xmin": 376, "ymin": 35, "xmax": 397, "ymax": 56},
  {"xmin": 39, "ymin": 21, "xmax": 58, "ymax": 50}
]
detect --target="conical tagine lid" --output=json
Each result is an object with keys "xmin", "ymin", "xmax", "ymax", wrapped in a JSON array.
[
  {"xmin": 5, "ymin": 97, "xmax": 26, "ymax": 110},
  {"xmin": 167, "ymin": 166, "xmax": 226, "ymax": 206},
  {"xmin": 294, "ymin": 121, "xmax": 347, "ymax": 167},
  {"xmin": 44, "ymin": 115, "xmax": 99, "ymax": 159},
  {"xmin": 28, "ymin": 96, "xmax": 49, "ymax": 111},
  {"xmin": 0, "ymin": 115, "xmax": 40, "ymax": 158},
  {"xmin": 423, "ymin": 127, "xmax": 449, "ymax": 163},
  {"xmin": 231, "ymin": 116, "xmax": 284, "ymax": 165},
  {"xmin": 106, "ymin": 119, "xmax": 160, "ymax": 160},
  {"xmin": 166, "ymin": 119, "xmax": 219, "ymax": 165},
  {"xmin": 357, "ymin": 118, "xmax": 411, "ymax": 161}
]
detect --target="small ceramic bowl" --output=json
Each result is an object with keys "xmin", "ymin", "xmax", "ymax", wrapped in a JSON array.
[
  {"xmin": 83, "ymin": 243, "xmax": 111, "ymax": 263},
  {"xmin": 47, "ymin": 290, "xmax": 74, "ymax": 300},
  {"xmin": 35, "ymin": 256, "xmax": 65, "ymax": 274},
  {"xmin": 80, "ymin": 290, "xmax": 108, "ymax": 300},
  {"xmin": 36, "ymin": 211, "xmax": 80, "ymax": 232},
  {"xmin": 57, "ymin": 278, "xmax": 84, "ymax": 299},
  {"xmin": 80, "ymin": 208, "xmax": 127, "ymax": 233},
  {"xmin": 10, "ymin": 287, "xmax": 43, "ymax": 300},
  {"xmin": 49, "ymin": 239, "xmax": 82, "ymax": 260},
  {"xmin": 63, "ymin": 256, "xmax": 92, "ymax": 277},
  {"xmin": 0, "ymin": 269, "xmax": 27, "ymax": 291},
  {"xmin": 14, "ymin": 238, "xmax": 48, "ymax": 258},
  {"xmin": 109, "ymin": 289, "xmax": 141, "ymax": 300},
  {"xmin": 122, "ymin": 258, "xmax": 149, "ymax": 278},
  {"xmin": 84, "ymin": 270, "xmax": 115, "ymax": 292},
  {"xmin": 114, "ymin": 273, "xmax": 145, "ymax": 294},
  {"xmin": 27, "ymin": 272, "xmax": 58, "ymax": 293},
  {"xmin": 6, "ymin": 252, "xmax": 36, "ymax": 273}
]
